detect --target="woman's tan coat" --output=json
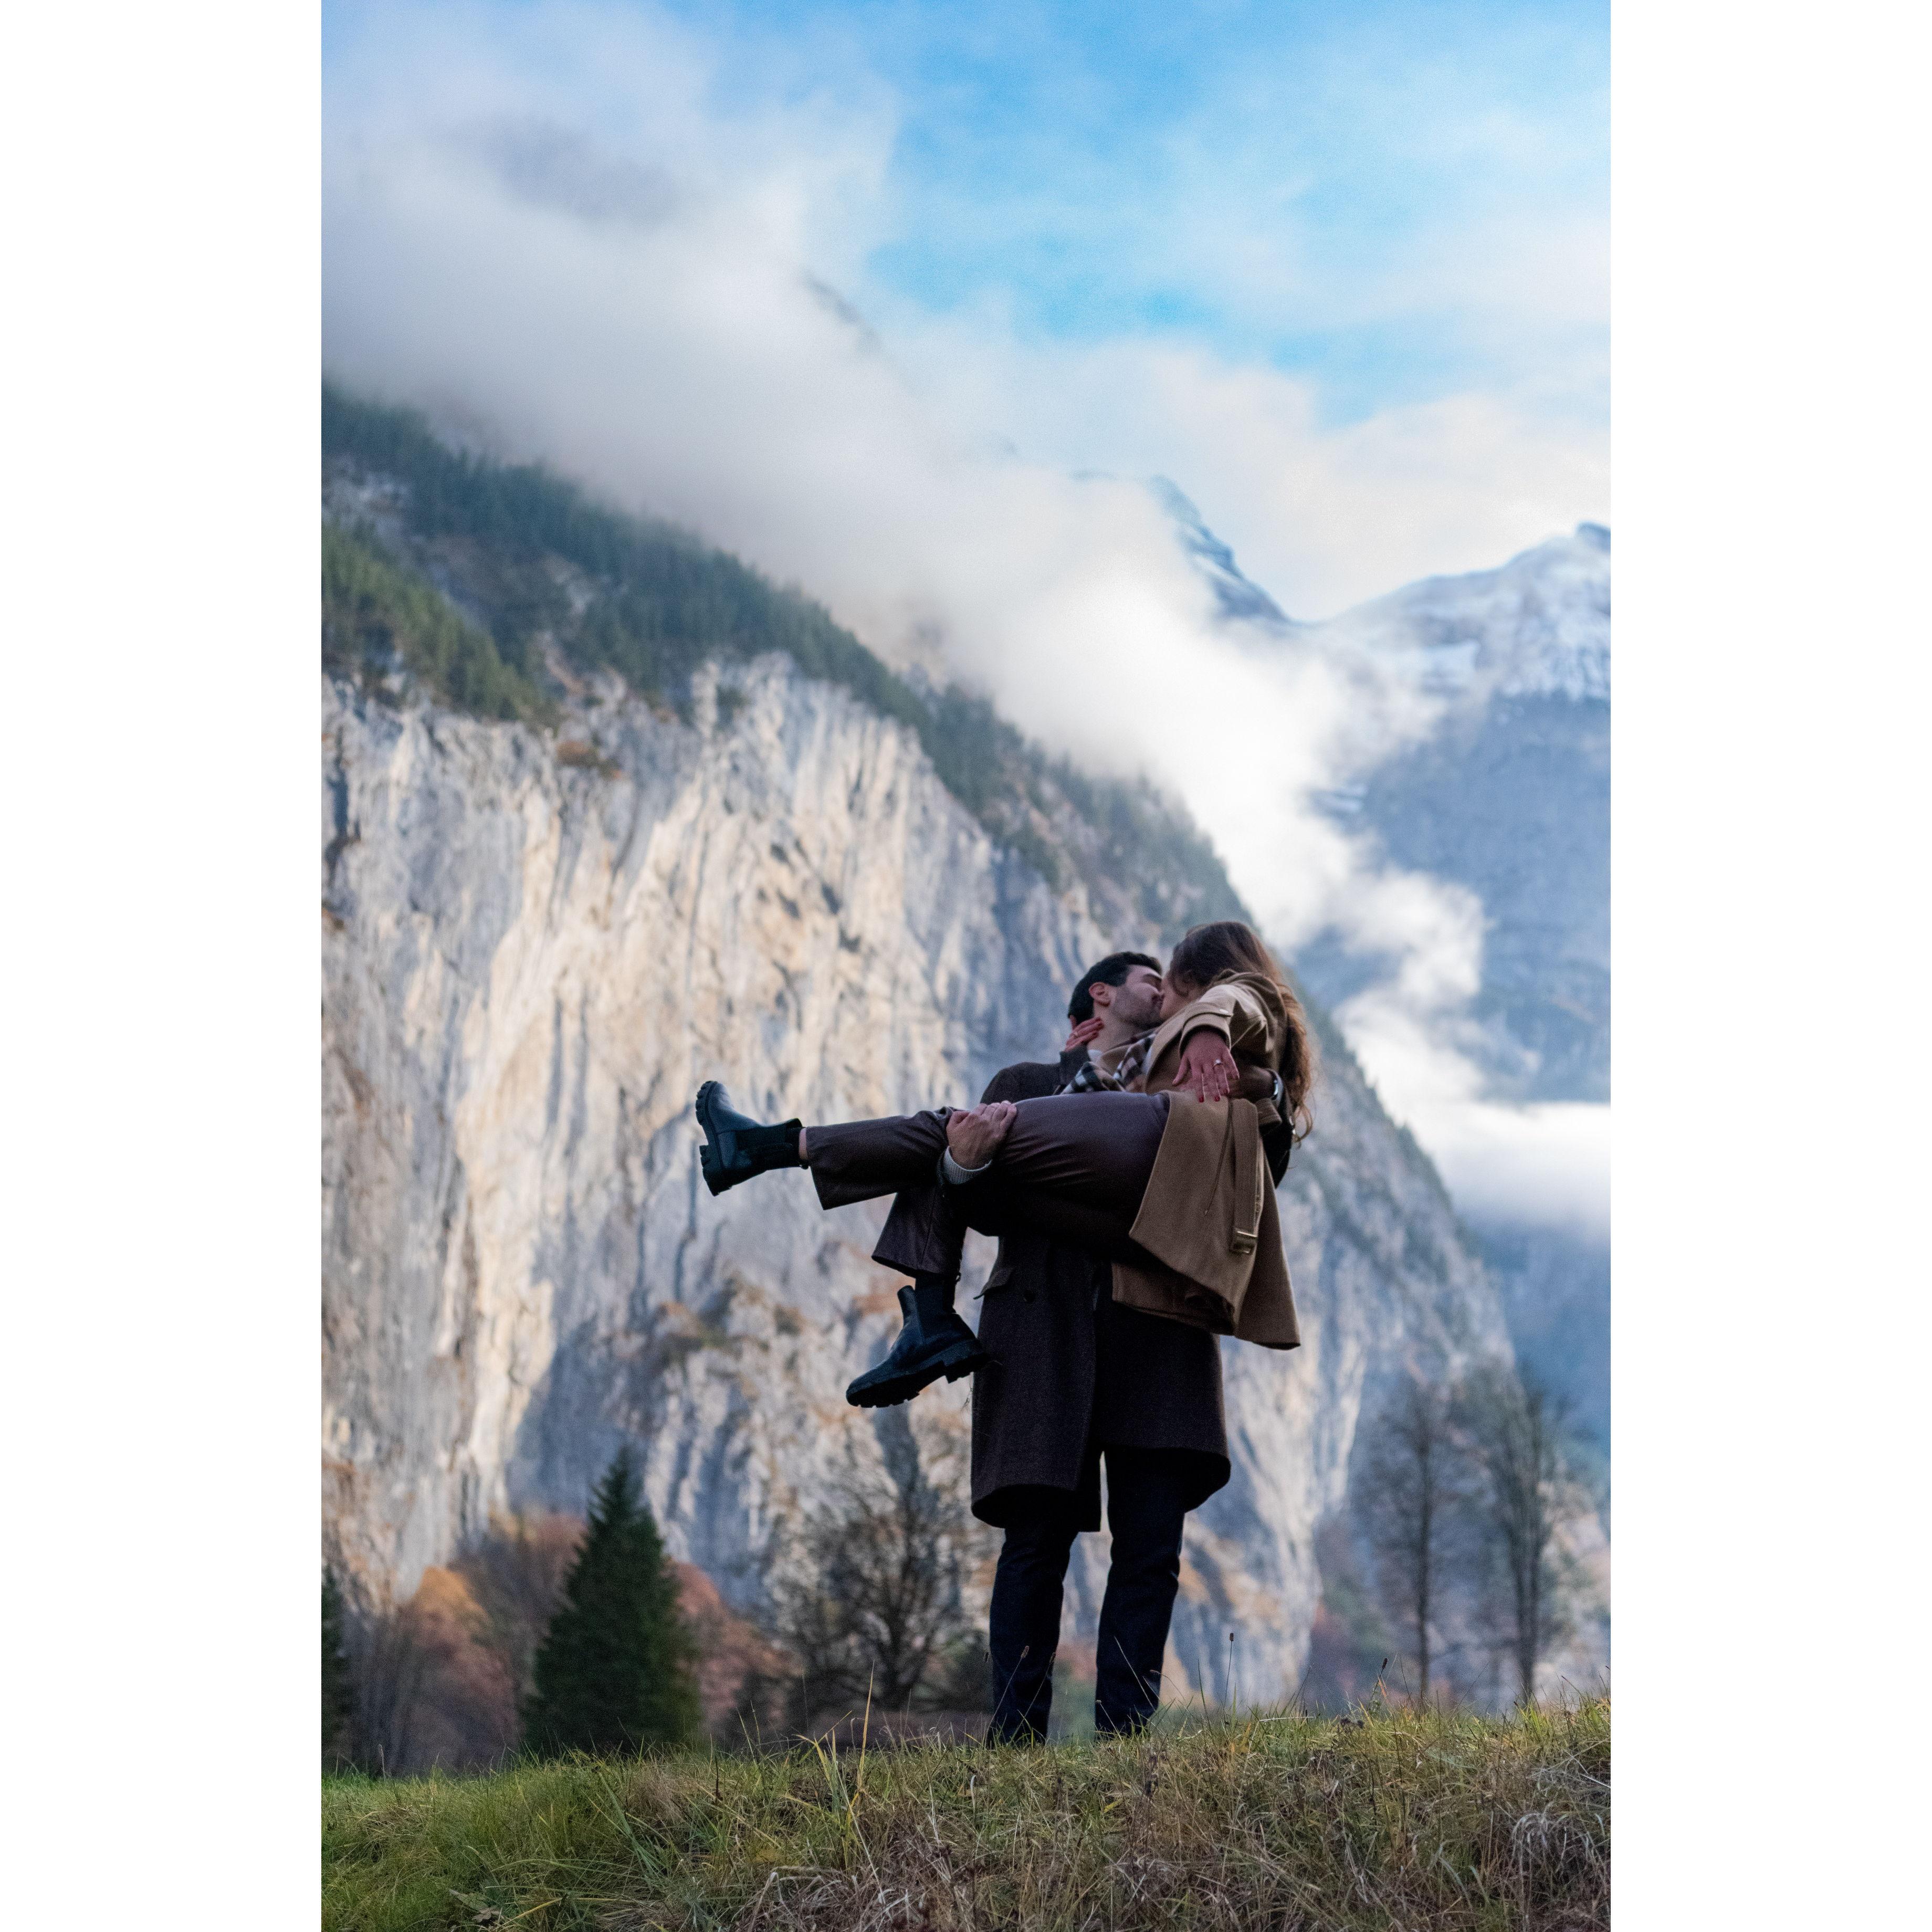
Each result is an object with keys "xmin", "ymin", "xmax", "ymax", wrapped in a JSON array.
[{"xmin": 1109, "ymin": 971, "xmax": 1301, "ymax": 1349}]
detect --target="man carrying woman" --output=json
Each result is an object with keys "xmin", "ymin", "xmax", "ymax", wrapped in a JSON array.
[{"xmin": 696, "ymin": 919, "xmax": 1316, "ymax": 1738}]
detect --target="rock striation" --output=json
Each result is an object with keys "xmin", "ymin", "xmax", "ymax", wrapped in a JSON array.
[{"xmin": 321, "ymin": 648, "xmax": 1514, "ymax": 1704}]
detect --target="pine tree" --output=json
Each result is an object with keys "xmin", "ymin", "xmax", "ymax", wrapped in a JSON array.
[
  {"xmin": 322, "ymin": 1567, "xmax": 356, "ymax": 1766},
  {"xmin": 522, "ymin": 1448, "xmax": 701, "ymax": 1756}
]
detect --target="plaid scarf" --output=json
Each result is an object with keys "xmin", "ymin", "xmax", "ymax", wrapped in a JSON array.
[{"xmin": 1058, "ymin": 1030, "xmax": 1154, "ymax": 1094}]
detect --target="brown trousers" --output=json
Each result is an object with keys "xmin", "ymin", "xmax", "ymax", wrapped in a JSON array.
[{"xmin": 805, "ymin": 1092, "xmax": 1172, "ymax": 1279}]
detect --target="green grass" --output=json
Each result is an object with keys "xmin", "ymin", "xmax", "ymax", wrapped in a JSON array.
[{"xmin": 323, "ymin": 1699, "xmax": 1608, "ymax": 1930}]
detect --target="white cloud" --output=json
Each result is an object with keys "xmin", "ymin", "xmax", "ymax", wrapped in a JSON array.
[
  {"xmin": 887, "ymin": 323, "xmax": 1608, "ymax": 618},
  {"xmin": 321, "ymin": 1, "xmax": 1608, "ymax": 1232},
  {"xmin": 1337, "ymin": 975, "xmax": 1611, "ymax": 1237}
]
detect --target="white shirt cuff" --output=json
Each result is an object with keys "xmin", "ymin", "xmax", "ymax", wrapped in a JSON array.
[{"xmin": 942, "ymin": 1149, "xmax": 992, "ymax": 1186}]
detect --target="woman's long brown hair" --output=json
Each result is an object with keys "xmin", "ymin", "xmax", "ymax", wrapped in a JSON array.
[{"xmin": 1166, "ymin": 919, "xmax": 1318, "ymax": 1140}]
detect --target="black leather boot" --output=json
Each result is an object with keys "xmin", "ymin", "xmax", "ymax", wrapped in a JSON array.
[
  {"xmin": 845, "ymin": 1277, "xmax": 993, "ymax": 1409},
  {"xmin": 695, "ymin": 1081, "xmax": 804, "ymax": 1197}
]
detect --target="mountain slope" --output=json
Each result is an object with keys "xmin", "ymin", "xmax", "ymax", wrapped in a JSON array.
[
  {"xmin": 320, "ymin": 398, "xmax": 1519, "ymax": 1704},
  {"xmin": 325, "ymin": 387, "xmax": 1245, "ymax": 946}
]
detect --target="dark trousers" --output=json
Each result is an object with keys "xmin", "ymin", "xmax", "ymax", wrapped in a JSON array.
[
  {"xmin": 805, "ymin": 1093, "xmax": 1171, "ymax": 1278},
  {"xmin": 986, "ymin": 1447, "xmax": 1193, "ymax": 1742}
]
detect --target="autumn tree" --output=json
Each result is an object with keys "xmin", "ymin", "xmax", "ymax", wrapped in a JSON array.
[
  {"xmin": 453, "ymin": 1510, "xmax": 583, "ymax": 1728},
  {"xmin": 350, "ymin": 1597, "xmax": 438, "ymax": 1773}
]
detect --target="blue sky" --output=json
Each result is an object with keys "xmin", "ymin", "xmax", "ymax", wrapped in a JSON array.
[
  {"xmin": 326, "ymin": 0, "xmax": 1607, "ymax": 433},
  {"xmin": 653, "ymin": 0, "xmax": 1607, "ymax": 424}
]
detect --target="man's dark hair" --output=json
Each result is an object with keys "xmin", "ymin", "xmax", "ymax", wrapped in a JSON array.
[{"xmin": 1067, "ymin": 951, "xmax": 1161, "ymax": 1023}]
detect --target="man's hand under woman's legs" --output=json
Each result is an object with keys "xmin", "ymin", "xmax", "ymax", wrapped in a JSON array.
[{"xmin": 946, "ymin": 1099, "xmax": 1016, "ymax": 1169}]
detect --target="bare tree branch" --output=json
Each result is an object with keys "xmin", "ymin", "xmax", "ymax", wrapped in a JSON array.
[
  {"xmin": 1458, "ymin": 1367, "xmax": 1587, "ymax": 1704},
  {"xmin": 1358, "ymin": 1378, "xmax": 1467, "ymax": 1704},
  {"xmin": 771, "ymin": 1419, "xmax": 983, "ymax": 1725}
]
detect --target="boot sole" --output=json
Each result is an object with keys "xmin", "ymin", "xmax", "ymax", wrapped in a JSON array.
[
  {"xmin": 847, "ymin": 1372, "xmax": 939, "ymax": 1410},
  {"xmin": 845, "ymin": 1340, "xmax": 992, "ymax": 1409}
]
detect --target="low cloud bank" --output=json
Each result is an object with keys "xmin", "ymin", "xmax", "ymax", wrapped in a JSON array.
[
  {"xmin": 1426, "ymin": 1104, "xmax": 1610, "ymax": 1240},
  {"xmin": 322, "ymin": 2, "xmax": 1609, "ymax": 1232},
  {"xmin": 1337, "ymin": 978, "xmax": 1610, "ymax": 1238}
]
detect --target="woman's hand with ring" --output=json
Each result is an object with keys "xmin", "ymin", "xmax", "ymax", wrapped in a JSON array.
[{"xmin": 1175, "ymin": 1030, "xmax": 1236, "ymax": 1104}]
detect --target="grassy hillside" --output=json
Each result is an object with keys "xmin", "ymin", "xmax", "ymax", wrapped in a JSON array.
[
  {"xmin": 322, "ymin": 1702, "xmax": 1608, "ymax": 1931},
  {"xmin": 322, "ymin": 384, "xmax": 1244, "ymax": 943}
]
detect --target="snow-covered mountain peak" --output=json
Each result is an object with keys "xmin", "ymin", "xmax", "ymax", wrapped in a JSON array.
[
  {"xmin": 1312, "ymin": 525, "xmax": 1611, "ymax": 705},
  {"xmin": 1150, "ymin": 477, "xmax": 1293, "ymax": 628},
  {"xmin": 1151, "ymin": 479, "xmax": 1609, "ymax": 706}
]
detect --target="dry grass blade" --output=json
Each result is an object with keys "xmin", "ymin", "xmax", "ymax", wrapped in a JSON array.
[{"xmin": 323, "ymin": 1698, "xmax": 1609, "ymax": 1931}]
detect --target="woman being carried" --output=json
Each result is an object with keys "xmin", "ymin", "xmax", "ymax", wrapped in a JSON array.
[{"xmin": 694, "ymin": 921, "xmax": 1316, "ymax": 1408}]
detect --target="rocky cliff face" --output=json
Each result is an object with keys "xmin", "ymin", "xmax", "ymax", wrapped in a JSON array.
[{"xmin": 321, "ymin": 648, "xmax": 1513, "ymax": 1704}]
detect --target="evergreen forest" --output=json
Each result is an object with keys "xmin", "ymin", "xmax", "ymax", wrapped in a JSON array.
[{"xmin": 321, "ymin": 383, "xmax": 1245, "ymax": 944}]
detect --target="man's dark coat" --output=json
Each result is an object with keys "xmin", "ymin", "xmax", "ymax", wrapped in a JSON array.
[{"xmin": 968, "ymin": 1053, "xmax": 1231, "ymax": 1530}]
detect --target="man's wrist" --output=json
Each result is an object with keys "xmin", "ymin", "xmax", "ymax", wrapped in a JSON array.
[{"xmin": 941, "ymin": 1149, "xmax": 992, "ymax": 1186}]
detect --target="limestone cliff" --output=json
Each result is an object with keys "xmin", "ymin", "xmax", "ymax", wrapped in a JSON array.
[{"xmin": 321, "ymin": 647, "xmax": 1511, "ymax": 1703}]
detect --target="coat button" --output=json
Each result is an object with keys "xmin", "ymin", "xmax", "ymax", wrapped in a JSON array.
[{"xmin": 1022, "ymin": 1290, "xmax": 1036, "ymax": 1303}]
